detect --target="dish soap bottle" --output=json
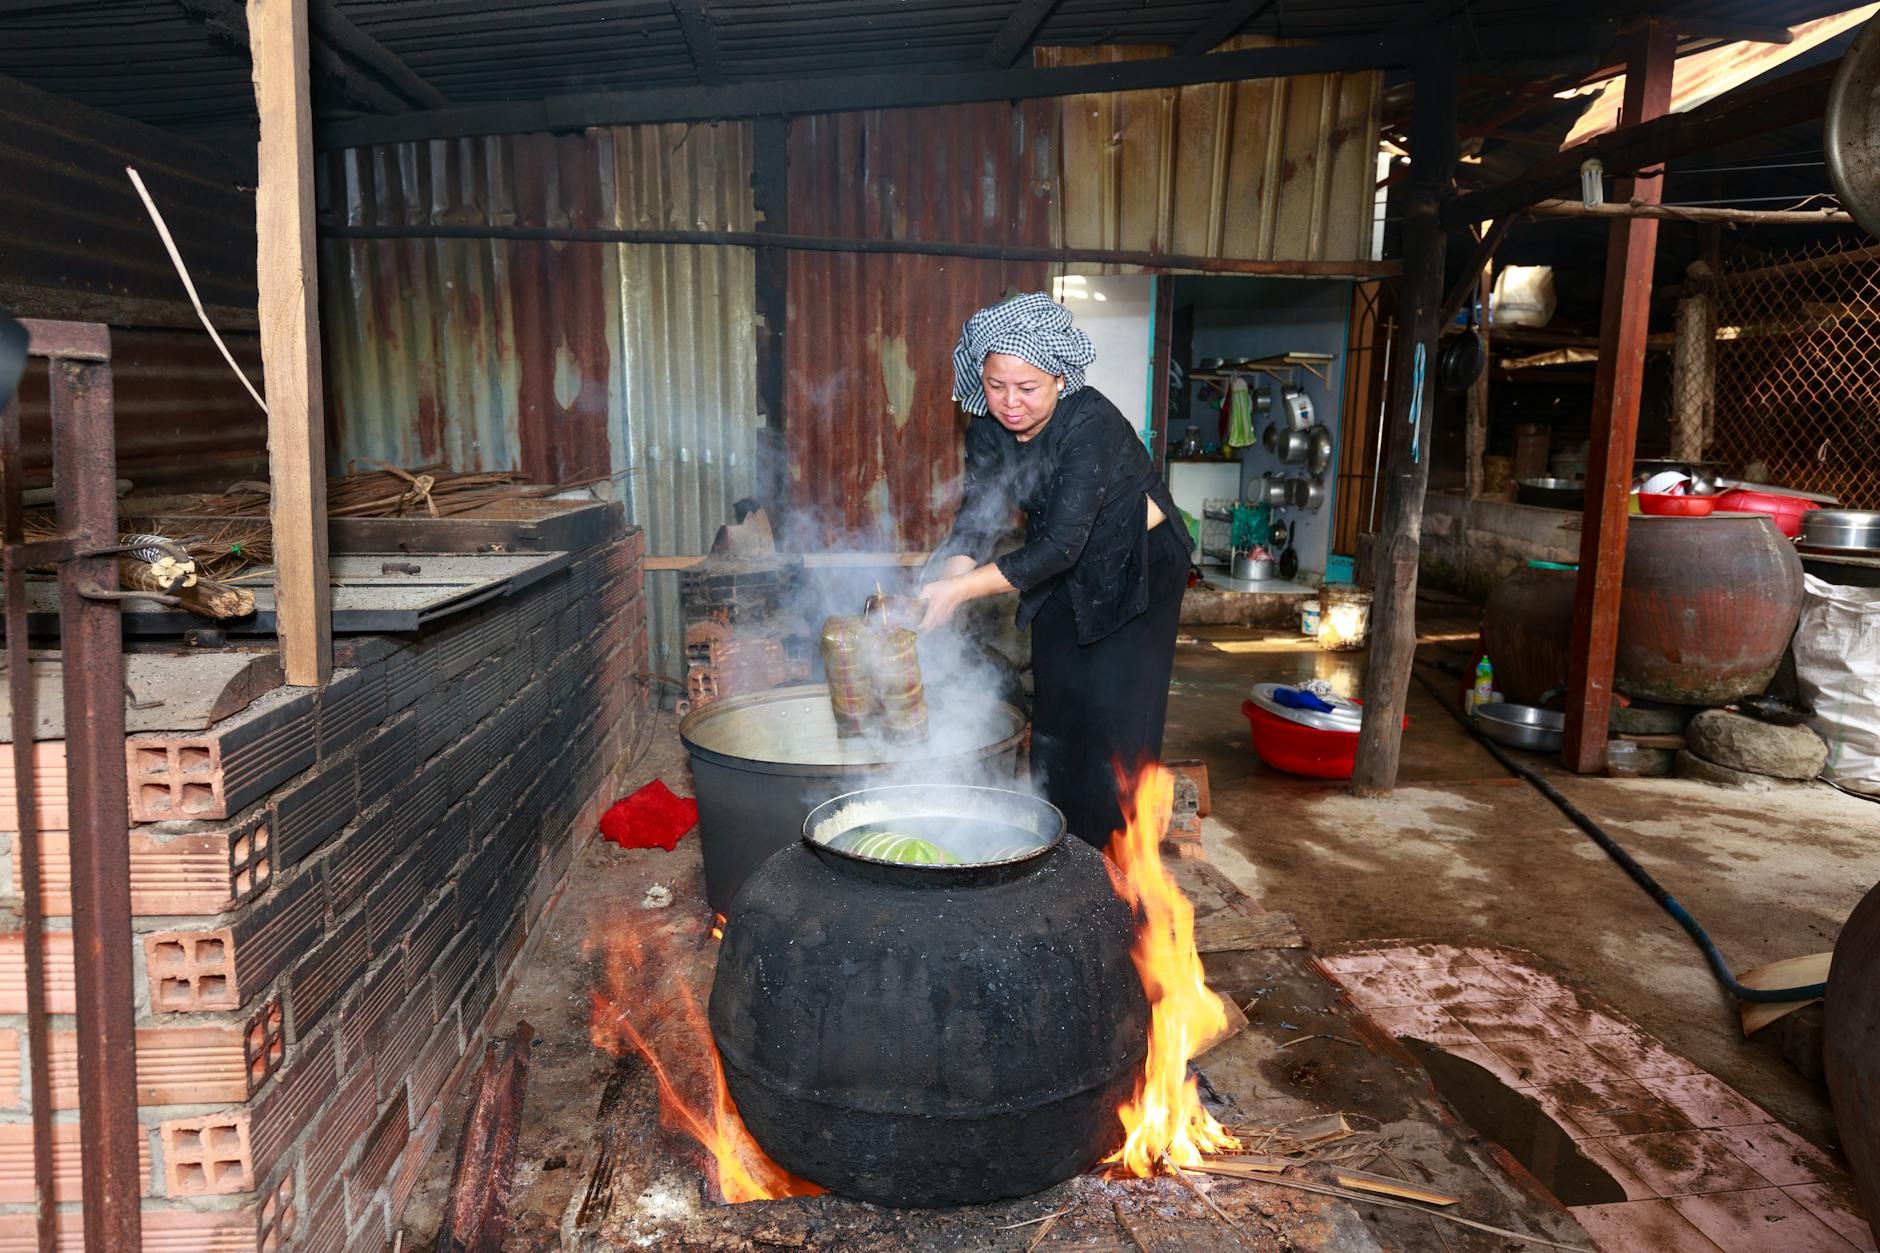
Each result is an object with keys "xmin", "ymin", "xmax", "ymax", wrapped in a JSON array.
[{"xmin": 1472, "ymin": 656, "xmax": 1495, "ymax": 713}]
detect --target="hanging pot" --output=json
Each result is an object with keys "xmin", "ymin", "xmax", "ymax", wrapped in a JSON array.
[
  {"xmin": 1280, "ymin": 384, "xmax": 1315, "ymax": 431},
  {"xmin": 1306, "ymin": 427, "xmax": 1333, "ymax": 477},
  {"xmin": 1272, "ymin": 427, "xmax": 1311, "ymax": 465},
  {"xmin": 1258, "ymin": 474, "xmax": 1290, "ymax": 508},
  {"xmin": 1299, "ymin": 477, "xmax": 1327, "ymax": 512}
]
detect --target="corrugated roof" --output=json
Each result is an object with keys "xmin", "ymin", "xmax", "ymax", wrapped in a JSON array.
[{"xmin": 0, "ymin": 0, "xmax": 1861, "ymax": 148}]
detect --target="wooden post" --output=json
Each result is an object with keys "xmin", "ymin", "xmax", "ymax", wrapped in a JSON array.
[
  {"xmin": 1669, "ymin": 261, "xmax": 1714, "ymax": 461},
  {"xmin": 1464, "ymin": 246, "xmax": 1492, "ymax": 500},
  {"xmin": 1149, "ymin": 274, "xmax": 1175, "ymax": 474},
  {"xmin": 1561, "ymin": 19, "xmax": 1676, "ymax": 773},
  {"xmin": 1349, "ymin": 35, "xmax": 1459, "ymax": 798},
  {"xmin": 249, "ymin": 0, "xmax": 331, "ymax": 685}
]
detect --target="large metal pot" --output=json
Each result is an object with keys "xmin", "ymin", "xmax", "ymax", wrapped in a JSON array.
[
  {"xmin": 1614, "ymin": 515, "xmax": 1805, "ymax": 705},
  {"xmin": 1801, "ymin": 510, "xmax": 1880, "ymax": 554},
  {"xmin": 679, "ymin": 685, "xmax": 1026, "ymax": 913},
  {"xmin": 709, "ymin": 785, "xmax": 1147, "ymax": 1207},
  {"xmin": 1827, "ymin": 878, "xmax": 1880, "ymax": 1230}
]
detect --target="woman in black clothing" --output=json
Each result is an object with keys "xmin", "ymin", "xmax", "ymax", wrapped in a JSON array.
[{"xmin": 917, "ymin": 292, "xmax": 1192, "ymax": 847}]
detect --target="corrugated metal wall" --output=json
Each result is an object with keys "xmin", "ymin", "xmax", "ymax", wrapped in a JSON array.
[
  {"xmin": 610, "ymin": 122, "xmax": 759, "ymax": 676},
  {"xmin": 317, "ymin": 132, "xmax": 620, "ymax": 478},
  {"xmin": 1040, "ymin": 42, "xmax": 1383, "ymax": 267},
  {"xmin": 785, "ymin": 102, "xmax": 1057, "ymax": 552}
]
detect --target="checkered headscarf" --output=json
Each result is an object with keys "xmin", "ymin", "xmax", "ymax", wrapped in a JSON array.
[{"xmin": 950, "ymin": 292, "xmax": 1096, "ymax": 416}]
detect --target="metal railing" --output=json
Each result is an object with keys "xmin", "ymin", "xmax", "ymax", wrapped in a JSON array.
[{"xmin": 2, "ymin": 318, "xmax": 142, "ymax": 1251}]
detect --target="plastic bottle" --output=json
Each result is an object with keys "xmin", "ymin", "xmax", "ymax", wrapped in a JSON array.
[{"xmin": 1472, "ymin": 656, "xmax": 1495, "ymax": 712}]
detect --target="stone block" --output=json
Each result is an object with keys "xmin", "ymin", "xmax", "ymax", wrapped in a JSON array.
[{"xmin": 1688, "ymin": 710, "xmax": 1828, "ymax": 781}]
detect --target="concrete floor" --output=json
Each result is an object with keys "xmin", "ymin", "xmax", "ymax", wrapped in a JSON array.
[{"xmin": 1166, "ymin": 596, "xmax": 1876, "ymax": 1150}]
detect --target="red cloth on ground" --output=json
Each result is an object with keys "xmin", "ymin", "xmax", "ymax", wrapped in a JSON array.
[{"xmin": 599, "ymin": 779, "xmax": 698, "ymax": 851}]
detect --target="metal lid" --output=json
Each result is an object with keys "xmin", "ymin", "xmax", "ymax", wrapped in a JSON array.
[{"xmin": 1248, "ymin": 682, "xmax": 1363, "ymax": 732}]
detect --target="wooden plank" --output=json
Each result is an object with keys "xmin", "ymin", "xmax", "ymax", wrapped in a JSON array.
[
  {"xmin": 314, "ymin": 33, "xmax": 1405, "ymax": 148},
  {"xmin": 1349, "ymin": 32, "xmax": 1459, "ymax": 797},
  {"xmin": 1445, "ymin": 57, "xmax": 1838, "ymax": 227},
  {"xmin": 308, "ymin": 0, "xmax": 450, "ymax": 108},
  {"xmin": 985, "ymin": 0, "xmax": 1063, "ymax": 68},
  {"xmin": 1562, "ymin": 20, "xmax": 1675, "ymax": 774},
  {"xmin": 1737, "ymin": 952, "xmax": 1831, "ymax": 1036},
  {"xmin": 249, "ymin": 0, "xmax": 333, "ymax": 687}
]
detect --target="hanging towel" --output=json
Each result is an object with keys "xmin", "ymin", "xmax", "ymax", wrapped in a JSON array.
[{"xmin": 1224, "ymin": 376, "xmax": 1256, "ymax": 449}]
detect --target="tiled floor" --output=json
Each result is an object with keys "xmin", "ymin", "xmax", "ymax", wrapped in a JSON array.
[{"xmin": 1323, "ymin": 943, "xmax": 1877, "ymax": 1253}]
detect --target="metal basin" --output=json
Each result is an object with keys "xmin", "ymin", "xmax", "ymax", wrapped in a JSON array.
[
  {"xmin": 1801, "ymin": 510, "xmax": 1880, "ymax": 554},
  {"xmin": 1517, "ymin": 478, "xmax": 1585, "ymax": 510},
  {"xmin": 679, "ymin": 684, "xmax": 1026, "ymax": 913},
  {"xmin": 1475, "ymin": 702, "xmax": 1565, "ymax": 753}
]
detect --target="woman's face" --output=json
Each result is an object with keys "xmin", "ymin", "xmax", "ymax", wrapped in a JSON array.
[{"xmin": 981, "ymin": 353, "xmax": 1062, "ymax": 441}]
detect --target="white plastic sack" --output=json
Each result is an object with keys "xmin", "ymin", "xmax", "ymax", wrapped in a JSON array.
[
  {"xmin": 1792, "ymin": 574, "xmax": 1880, "ymax": 796},
  {"xmin": 1491, "ymin": 265, "xmax": 1557, "ymax": 328}
]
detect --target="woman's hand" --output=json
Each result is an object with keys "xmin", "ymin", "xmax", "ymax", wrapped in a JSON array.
[
  {"xmin": 916, "ymin": 575, "xmax": 973, "ymax": 633},
  {"xmin": 915, "ymin": 562, "xmax": 1017, "ymax": 633}
]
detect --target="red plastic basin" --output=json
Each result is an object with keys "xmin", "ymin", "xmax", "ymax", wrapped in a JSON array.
[
  {"xmin": 1714, "ymin": 488, "xmax": 1821, "ymax": 538},
  {"xmin": 1241, "ymin": 698, "xmax": 1405, "ymax": 780},
  {"xmin": 1638, "ymin": 492, "xmax": 1714, "ymax": 517}
]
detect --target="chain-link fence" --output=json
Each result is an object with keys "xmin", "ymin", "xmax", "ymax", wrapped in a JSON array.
[{"xmin": 1686, "ymin": 236, "xmax": 1880, "ymax": 509}]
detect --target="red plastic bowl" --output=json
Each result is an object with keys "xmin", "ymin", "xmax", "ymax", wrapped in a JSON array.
[
  {"xmin": 1713, "ymin": 488, "xmax": 1821, "ymax": 538},
  {"xmin": 1240, "ymin": 699, "xmax": 1406, "ymax": 780},
  {"xmin": 1638, "ymin": 492, "xmax": 1715, "ymax": 517}
]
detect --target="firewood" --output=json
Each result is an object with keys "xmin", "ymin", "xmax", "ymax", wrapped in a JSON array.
[{"xmin": 119, "ymin": 557, "xmax": 255, "ymax": 620}]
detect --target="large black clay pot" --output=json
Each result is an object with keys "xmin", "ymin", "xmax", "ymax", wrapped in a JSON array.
[
  {"xmin": 1827, "ymin": 879, "xmax": 1880, "ymax": 1228},
  {"xmin": 707, "ymin": 784, "xmax": 1148, "ymax": 1208}
]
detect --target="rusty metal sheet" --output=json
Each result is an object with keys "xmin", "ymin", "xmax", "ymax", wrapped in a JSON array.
[
  {"xmin": 317, "ymin": 131, "xmax": 620, "ymax": 483},
  {"xmin": 785, "ymin": 101, "xmax": 1056, "ymax": 552},
  {"xmin": 1040, "ymin": 41, "xmax": 1383, "ymax": 268}
]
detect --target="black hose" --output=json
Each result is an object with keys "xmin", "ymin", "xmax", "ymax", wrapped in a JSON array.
[{"xmin": 1410, "ymin": 665, "xmax": 1829, "ymax": 1004}]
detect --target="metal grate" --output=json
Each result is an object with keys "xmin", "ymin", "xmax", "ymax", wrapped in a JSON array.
[{"xmin": 1705, "ymin": 237, "xmax": 1880, "ymax": 510}]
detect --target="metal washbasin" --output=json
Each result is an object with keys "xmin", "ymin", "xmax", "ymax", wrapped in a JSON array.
[{"xmin": 1475, "ymin": 702, "xmax": 1565, "ymax": 753}]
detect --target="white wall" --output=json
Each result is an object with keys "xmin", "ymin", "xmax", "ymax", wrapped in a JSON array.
[{"xmin": 1053, "ymin": 275, "xmax": 1154, "ymax": 440}]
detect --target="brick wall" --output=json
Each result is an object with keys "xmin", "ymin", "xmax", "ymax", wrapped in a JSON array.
[{"xmin": 0, "ymin": 529, "xmax": 648, "ymax": 1250}]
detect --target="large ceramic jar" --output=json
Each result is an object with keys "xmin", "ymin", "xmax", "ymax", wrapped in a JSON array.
[
  {"xmin": 1614, "ymin": 514, "xmax": 1805, "ymax": 705},
  {"xmin": 707, "ymin": 784, "xmax": 1147, "ymax": 1207}
]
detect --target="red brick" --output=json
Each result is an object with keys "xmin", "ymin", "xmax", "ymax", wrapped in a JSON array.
[
  {"xmin": 340, "ymin": 954, "xmax": 405, "ymax": 1071},
  {"xmin": 144, "ymin": 874, "xmax": 323, "ymax": 1013},
  {"xmin": 304, "ymin": 1065, "xmax": 375, "ymax": 1199},
  {"xmin": 0, "ymin": 1029, "xmax": 17, "ymax": 1107},
  {"xmin": 271, "ymin": 756, "xmax": 358, "ymax": 871},
  {"xmin": 0, "ymin": 1206, "xmax": 259, "ymax": 1252},
  {"xmin": 45, "ymin": 1023, "xmax": 248, "ymax": 1109},
  {"xmin": 0, "ymin": 1121, "xmax": 152, "ymax": 1202},
  {"xmin": 387, "ymin": 1100, "xmax": 443, "ymax": 1231},
  {"xmin": 297, "ymin": 1180, "xmax": 347, "ymax": 1253},
  {"xmin": 126, "ymin": 687, "xmax": 319, "ymax": 822},
  {"xmin": 371, "ymin": 980, "xmax": 433, "ymax": 1103},
  {"xmin": 250, "ymin": 1028, "xmax": 338, "ymax": 1177},
  {"xmin": 246, "ymin": 995, "xmax": 287, "ymax": 1094},
  {"xmin": 405, "ymin": 1009, "xmax": 461, "ymax": 1121},
  {"xmin": 0, "ymin": 741, "xmax": 70, "ymax": 831},
  {"xmin": 257, "ymin": 1168, "xmax": 296, "ymax": 1253},
  {"xmin": 290, "ymin": 911, "xmax": 367, "ymax": 1040},
  {"xmin": 17, "ymin": 828, "xmax": 233, "ymax": 916},
  {"xmin": 344, "ymin": 1098, "xmax": 407, "ymax": 1226},
  {"xmin": 402, "ymin": 888, "xmax": 458, "ymax": 988},
  {"xmin": 161, "ymin": 1109, "xmax": 254, "ymax": 1196},
  {"xmin": 0, "ymin": 931, "xmax": 75, "ymax": 1014},
  {"xmin": 322, "ymin": 805, "xmax": 398, "ymax": 918}
]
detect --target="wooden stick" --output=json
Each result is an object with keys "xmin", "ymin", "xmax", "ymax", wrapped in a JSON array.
[
  {"xmin": 1184, "ymin": 1165, "xmax": 1594, "ymax": 1251},
  {"xmin": 1024, "ymin": 1211, "xmax": 1062, "ymax": 1252},
  {"xmin": 1525, "ymin": 198, "xmax": 1852, "ymax": 226},
  {"xmin": 125, "ymin": 168, "xmax": 267, "ymax": 414},
  {"xmin": 1162, "ymin": 1156, "xmax": 1257, "ymax": 1249}
]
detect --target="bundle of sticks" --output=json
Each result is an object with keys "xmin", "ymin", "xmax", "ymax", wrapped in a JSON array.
[{"xmin": 190, "ymin": 461, "xmax": 590, "ymax": 520}]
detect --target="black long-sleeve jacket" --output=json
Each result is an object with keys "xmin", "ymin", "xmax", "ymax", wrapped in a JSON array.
[{"xmin": 934, "ymin": 386, "xmax": 1190, "ymax": 645}]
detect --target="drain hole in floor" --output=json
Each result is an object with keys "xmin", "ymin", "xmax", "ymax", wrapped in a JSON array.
[{"xmin": 1399, "ymin": 1037, "xmax": 1625, "ymax": 1207}]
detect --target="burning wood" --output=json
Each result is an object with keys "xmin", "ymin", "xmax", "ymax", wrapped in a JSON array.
[
  {"xmin": 585, "ymin": 916, "xmax": 821, "ymax": 1204},
  {"xmin": 1103, "ymin": 763, "xmax": 1243, "ymax": 1176}
]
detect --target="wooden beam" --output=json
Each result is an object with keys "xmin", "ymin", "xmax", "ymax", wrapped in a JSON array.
[
  {"xmin": 180, "ymin": 0, "xmax": 411, "ymax": 113},
  {"xmin": 1438, "ymin": 215, "xmax": 1512, "ymax": 327},
  {"xmin": 1350, "ymin": 31, "xmax": 1460, "ymax": 799},
  {"xmin": 1655, "ymin": 16, "xmax": 1794, "ymax": 45},
  {"xmin": 1177, "ymin": 0, "xmax": 1274, "ymax": 56},
  {"xmin": 318, "ymin": 220, "xmax": 1400, "ymax": 278},
  {"xmin": 669, "ymin": 0, "xmax": 724, "ymax": 84},
  {"xmin": 985, "ymin": 0, "xmax": 1062, "ymax": 68},
  {"xmin": 1561, "ymin": 18, "xmax": 1676, "ymax": 774},
  {"xmin": 315, "ymin": 31, "xmax": 1403, "ymax": 148},
  {"xmin": 1444, "ymin": 56, "xmax": 1839, "ymax": 227},
  {"xmin": 308, "ymin": 0, "xmax": 450, "ymax": 107},
  {"xmin": 1524, "ymin": 198, "xmax": 1852, "ymax": 225},
  {"xmin": 249, "ymin": 0, "xmax": 332, "ymax": 687}
]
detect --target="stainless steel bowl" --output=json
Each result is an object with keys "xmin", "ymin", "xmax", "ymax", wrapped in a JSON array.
[
  {"xmin": 1801, "ymin": 510, "xmax": 1880, "ymax": 554},
  {"xmin": 1475, "ymin": 702, "xmax": 1565, "ymax": 753}
]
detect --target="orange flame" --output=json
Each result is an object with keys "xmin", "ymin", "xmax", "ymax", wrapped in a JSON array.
[
  {"xmin": 1103, "ymin": 763, "xmax": 1241, "ymax": 1175},
  {"xmin": 587, "ymin": 916, "xmax": 823, "ymax": 1203}
]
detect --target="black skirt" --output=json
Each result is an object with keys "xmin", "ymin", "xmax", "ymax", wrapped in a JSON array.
[{"xmin": 1028, "ymin": 522, "xmax": 1190, "ymax": 846}]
